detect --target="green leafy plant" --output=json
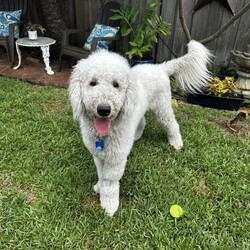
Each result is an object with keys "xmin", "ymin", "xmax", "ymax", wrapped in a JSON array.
[
  {"xmin": 243, "ymin": 96, "xmax": 250, "ymax": 107},
  {"xmin": 110, "ymin": 0, "xmax": 171, "ymax": 59},
  {"xmin": 207, "ymin": 62, "xmax": 243, "ymax": 98},
  {"xmin": 26, "ymin": 22, "xmax": 46, "ymax": 33},
  {"xmin": 208, "ymin": 62, "xmax": 237, "ymax": 79},
  {"xmin": 208, "ymin": 76, "xmax": 240, "ymax": 97}
]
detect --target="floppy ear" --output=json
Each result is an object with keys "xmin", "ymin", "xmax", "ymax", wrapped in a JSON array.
[{"xmin": 68, "ymin": 65, "xmax": 84, "ymax": 121}]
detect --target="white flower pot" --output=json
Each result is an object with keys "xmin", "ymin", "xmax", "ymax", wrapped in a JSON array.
[{"xmin": 28, "ymin": 30, "xmax": 38, "ymax": 40}]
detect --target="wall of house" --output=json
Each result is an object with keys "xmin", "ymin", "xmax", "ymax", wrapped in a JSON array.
[{"xmin": 28, "ymin": 0, "xmax": 250, "ymax": 64}]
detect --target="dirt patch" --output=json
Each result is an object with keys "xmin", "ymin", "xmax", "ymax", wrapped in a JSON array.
[
  {"xmin": 217, "ymin": 111, "xmax": 250, "ymax": 136},
  {"xmin": 82, "ymin": 196, "xmax": 99, "ymax": 208},
  {"xmin": 24, "ymin": 185, "xmax": 36, "ymax": 205},
  {"xmin": 42, "ymin": 99, "xmax": 68, "ymax": 115},
  {"xmin": 193, "ymin": 179, "xmax": 210, "ymax": 197},
  {"xmin": 0, "ymin": 175, "xmax": 12, "ymax": 189},
  {"xmin": 176, "ymin": 100, "xmax": 250, "ymax": 135},
  {"xmin": 0, "ymin": 175, "xmax": 36, "ymax": 205}
]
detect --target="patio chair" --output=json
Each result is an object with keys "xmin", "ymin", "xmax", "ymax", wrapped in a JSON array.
[
  {"xmin": 0, "ymin": 0, "xmax": 28, "ymax": 65},
  {"xmin": 58, "ymin": 1, "xmax": 121, "ymax": 72}
]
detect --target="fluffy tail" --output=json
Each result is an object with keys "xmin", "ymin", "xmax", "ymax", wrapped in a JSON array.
[{"xmin": 163, "ymin": 40, "xmax": 213, "ymax": 93}]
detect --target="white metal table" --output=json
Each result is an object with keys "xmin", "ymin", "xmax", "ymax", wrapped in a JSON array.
[{"xmin": 14, "ymin": 37, "xmax": 56, "ymax": 75}]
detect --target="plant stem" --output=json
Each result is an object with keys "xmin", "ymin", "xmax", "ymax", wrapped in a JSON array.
[{"xmin": 178, "ymin": 0, "xmax": 191, "ymax": 42}]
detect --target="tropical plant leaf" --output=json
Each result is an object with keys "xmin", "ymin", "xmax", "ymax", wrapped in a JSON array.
[
  {"xmin": 109, "ymin": 14, "xmax": 124, "ymax": 20},
  {"xmin": 110, "ymin": 9, "xmax": 120, "ymax": 13},
  {"xmin": 126, "ymin": 48, "xmax": 139, "ymax": 59},
  {"xmin": 137, "ymin": 50, "xmax": 143, "ymax": 58},
  {"xmin": 129, "ymin": 41, "xmax": 138, "ymax": 47},
  {"xmin": 121, "ymin": 22, "xmax": 132, "ymax": 36},
  {"xmin": 129, "ymin": 7, "xmax": 139, "ymax": 23},
  {"xmin": 109, "ymin": 0, "xmax": 171, "ymax": 59},
  {"xmin": 140, "ymin": 45, "xmax": 150, "ymax": 53}
]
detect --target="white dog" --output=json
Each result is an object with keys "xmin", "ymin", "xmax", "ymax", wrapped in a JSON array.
[{"xmin": 69, "ymin": 40, "xmax": 211, "ymax": 216}]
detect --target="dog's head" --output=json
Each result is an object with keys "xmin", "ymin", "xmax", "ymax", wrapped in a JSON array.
[{"xmin": 69, "ymin": 50, "xmax": 132, "ymax": 135}]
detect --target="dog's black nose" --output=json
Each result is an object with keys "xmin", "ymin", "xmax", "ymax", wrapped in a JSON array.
[{"xmin": 97, "ymin": 104, "xmax": 111, "ymax": 117}]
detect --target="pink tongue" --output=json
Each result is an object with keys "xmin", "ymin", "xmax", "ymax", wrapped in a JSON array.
[{"xmin": 94, "ymin": 118, "xmax": 111, "ymax": 134}]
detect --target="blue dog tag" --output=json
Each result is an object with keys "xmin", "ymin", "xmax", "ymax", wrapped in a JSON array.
[{"xmin": 95, "ymin": 140, "xmax": 104, "ymax": 151}]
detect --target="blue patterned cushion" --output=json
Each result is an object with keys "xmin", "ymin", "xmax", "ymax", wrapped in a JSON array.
[
  {"xmin": 0, "ymin": 10, "xmax": 22, "ymax": 38},
  {"xmin": 83, "ymin": 23, "xmax": 119, "ymax": 50}
]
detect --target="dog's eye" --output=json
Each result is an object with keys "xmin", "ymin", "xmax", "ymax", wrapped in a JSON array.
[
  {"xmin": 113, "ymin": 81, "xmax": 119, "ymax": 88},
  {"xmin": 90, "ymin": 81, "xmax": 97, "ymax": 87}
]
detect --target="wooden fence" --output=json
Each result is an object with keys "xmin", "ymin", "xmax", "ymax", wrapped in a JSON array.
[{"xmin": 28, "ymin": 0, "xmax": 250, "ymax": 64}]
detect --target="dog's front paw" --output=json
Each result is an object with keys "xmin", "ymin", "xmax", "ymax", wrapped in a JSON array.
[
  {"xmin": 101, "ymin": 200, "xmax": 119, "ymax": 217},
  {"xmin": 171, "ymin": 142, "xmax": 183, "ymax": 150},
  {"xmin": 169, "ymin": 137, "xmax": 183, "ymax": 150},
  {"xmin": 100, "ymin": 180, "xmax": 119, "ymax": 216}
]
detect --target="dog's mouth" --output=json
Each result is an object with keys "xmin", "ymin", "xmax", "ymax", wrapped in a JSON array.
[{"xmin": 94, "ymin": 117, "xmax": 111, "ymax": 135}]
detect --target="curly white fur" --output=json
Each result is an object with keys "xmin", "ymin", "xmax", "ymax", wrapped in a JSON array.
[{"xmin": 69, "ymin": 40, "xmax": 212, "ymax": 216}]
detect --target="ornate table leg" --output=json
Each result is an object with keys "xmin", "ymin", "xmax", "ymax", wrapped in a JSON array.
[
  {"xmin": 13, "ymin": 43, "xmax": 21, "ymax": 70},
  {"xmin": 40, "ymin": 45, "xmax": 54, "ymax": 75}
]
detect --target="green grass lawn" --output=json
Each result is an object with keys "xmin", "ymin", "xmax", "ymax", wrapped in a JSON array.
[{"xmin": 0, "ymin": 77, "xmax": 249, "ymax": 249}]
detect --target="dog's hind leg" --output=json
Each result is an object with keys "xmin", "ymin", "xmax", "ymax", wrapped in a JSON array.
[
  {"xmin": 151, "ymin": 95, "xmax": 183, "ymax": 150},
  {"xmin": 134, "ymin": 116, "xmax": 146, "ymax": 141}
]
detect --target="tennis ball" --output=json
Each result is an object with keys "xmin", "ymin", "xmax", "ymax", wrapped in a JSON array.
[{"xmin": 170, "ymin": 204, "xmax": 184, "ymax": 218}]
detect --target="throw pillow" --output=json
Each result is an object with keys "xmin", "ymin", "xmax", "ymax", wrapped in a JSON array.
[
  {"xmin": 0, "ymin": 10, "xmax": 22, "ymax": 38},
  {"xmin": 83, "ymin": 23, "xmax": 119, "ymax": 51}
]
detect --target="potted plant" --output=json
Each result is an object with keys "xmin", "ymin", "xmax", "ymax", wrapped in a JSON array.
[
  {"xmin": 26, "ymin": 22, "xmax": 46, "ymax": 40},
  {"xmin": 110, "ymin": 0, "xmax": 171, "ymax": 65},
  {"xmin": 187, "ymin": 64, "xmax": 244, "ymax": 110}
]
